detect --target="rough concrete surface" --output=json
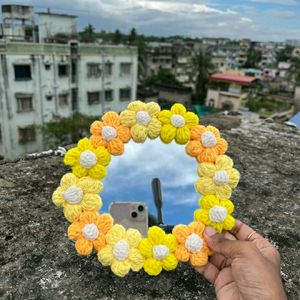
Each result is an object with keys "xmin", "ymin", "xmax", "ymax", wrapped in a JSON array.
[{"xmin": 0, "ymin": 118, "xmax": 300, "ymax": 300}]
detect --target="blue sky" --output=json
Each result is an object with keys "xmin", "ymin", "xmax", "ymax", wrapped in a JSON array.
[{"xmin": 3, "ymin": 0, "xmax": 300, "ymax": 41}]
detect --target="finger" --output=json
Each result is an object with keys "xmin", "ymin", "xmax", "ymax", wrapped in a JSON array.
[
  {"xmin": 223, "ymin": 231, "xmax": 237, "ymax": 241},
  {"xmin": 194, "ymin": 262, "xmax": 219, "ymax": 284},
  {"xmin": 209, "ymin": 253, "xmax": 232, "ymax": 270},
  {"xmin": 230, "ymin": 219, "xmax": 264, "ymax": 241}
]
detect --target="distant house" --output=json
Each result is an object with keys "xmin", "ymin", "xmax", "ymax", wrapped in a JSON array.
[{"xmin": 206, "ymin": 73, "xmax": 258, "ymax": 111}]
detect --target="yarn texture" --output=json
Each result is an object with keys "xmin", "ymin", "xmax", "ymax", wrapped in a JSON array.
[{"xmin": 52, "ymin": 101, "xmax": 241, "ymax": 277}]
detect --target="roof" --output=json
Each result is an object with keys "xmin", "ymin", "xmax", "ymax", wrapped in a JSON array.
[
  {"xmin": 288, "ymin": 112, "xmax": 300, "ymax": 129},
  {"xmin": 210, "ymin": 73, "xmax": 257, "ymax": 86}
]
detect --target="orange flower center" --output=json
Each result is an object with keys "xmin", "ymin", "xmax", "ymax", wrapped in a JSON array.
[
  {"xmin": 213, "ymin": 170, "xmax": 229, "ymax": 185},
  {"xmin": 63, "ymin": 186, "xmax": 83, "ymax": 204},
  {"xmin": 82, "ymin": 223, "xmax": 99, "ymax": 240},
  {"xmin": 153, "ymin": 245, "xmax": 169, "ymax": 260},
  {"xmin": 113, "ymin": 240, "xmax": 130, "ymax": 261},
  {"xmin": 209, "ymin": 205, "xmax": 227, "ymax": 223},
  {"xmin": 80, "ymin": 150, "xmax": 98, "ymax": 168},
  {"xmin": 102, "ymin": 126, "xmax": 117, "ymax": 141},
  {"xmin": 185, "ymin": 233, "xmax": 203, "ymax": 253},
  {"xmin": 170, "ymin": 114, "xmax": 185, "ymax": 128},
  {"xmin": 201, "ymin": 131, "xmax": 217, "ymax": 148},
  {"xmin": 136, "ymin": 111, "xmax": 151, "ymax": 126}
]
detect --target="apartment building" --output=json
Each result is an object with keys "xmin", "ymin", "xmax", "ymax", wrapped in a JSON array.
[{"xmin": 0, "ymin": 5, "xmax": 137, "ymax": 159}]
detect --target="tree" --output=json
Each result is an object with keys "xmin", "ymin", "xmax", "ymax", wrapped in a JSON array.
[
  {"xmin": 114, "ymin": 29, "xmax": 122, "ymax": 45},
  {"xmin": 276, "ymin": 45, "xmax": 294, "ymax": 63},
  {"xmin": 192, "ymin": 50, "xmax": 215, "ymax": 103},
  {"xmin": 128, "ymin": 28, "xmax": 137, "ymax": 45},
  {"xmin": 80, "ymin": 24, "xmax": 96, "ymax": 43},
  {"xmin": 288, "ymin": 57, "xmax": 300, "ymax": 85},
  {"xmin": 244, "ymin": 45, "xmax": 262, "ymax": 68}
]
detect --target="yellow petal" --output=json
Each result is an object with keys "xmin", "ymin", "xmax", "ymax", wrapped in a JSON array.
[
  {"xmin": 175, "ymin": 126, "xmax": 190, "ymax": 145},
  {"xmin": 60, "ymin": 173, "xmax": 78, "ymax": 189},
  {"xmin": 160, "ymin": 124, "xmax": 176, "ymax": 144},
  {"xmin": 126, "ymin": 228, "xmax": 142, "ymax": 248},
  {"xmin": 128, "ymin": 248, "xmax": 144, "ymax": 272},
  {"xmin": 81, "ymin": 194, "xmax": 102, "ymax": 210},
  {"xmin": 223, "ymin": 215, "xmax": 235, "ymax": 231},
  {"xmin": 120, "ymin": 110, "xmax": 137, "ymax": 127},
  {"xmin": 77, "ymin": 137, "xmax": 91, "ymax": 151},
  {"xmin": 138, "ymin": 239, "xmax": 153, "ymax": 258},
  {"xmin": 63, "ymin": 204, "xmax": 82, "ymax": 222},
  {"xmin": 227, "ymin": 168, "xmax": 240, "ymax": 188},
  {"xmin": 147, "ymin": 118, "xmax": 161, "ymax": 139},
  {"xmin": 64, "ymin": 148, "xmax": 80, "ymax": 166},
  {"xmin": 162, "ymin": 253, "xmax": 178, "ymax": 271},
  {"xmin": 194, "ymin": 209, "xmax": 210, "ymax": 225},
  {"xmin": 215, "ymin": 185, "xmax": 232, "ymax": 200},
  {"xmin": 197, "ymin": 162, "xmax": 216, "ymax": 177},
  {"xmin": 200, "ymin": 195, "xmax": 219, "ymax": 210},
  {"xmin": 88, "ymin": 164, "xmax": 107, "ymax": 180},
  {"xmin": 170, "ymin": 103, "xmax": 186, "ymax": 115},
  {"xmin": 131, "ymin": 124, "xmax": 148, "ymax": 143},
  {"xmin": 98, "ymin": 245, "xmax": 114, "ymax": 266},
  {"xmin": 148, "ymin": 226, "xmax": 166, "ymax": 245},
  {"xmin": 220, "ymin": 199, "xmax": 234, "ymax": 215},
  {"xmin": 164, "ymin": 234, "xmax": 178, "ymax": 252},
  {"xmin": 78, "ymin": 176, "xmax": 103, "ymax": 194},
  {"xmin": 143, "ymin": 258, "xmax": 162, "ymax": 276},
  {"xmin": 215, "ymin": 155, "xmax": 233, "ymax": 170},
  {"xmin": 106, "ymin": 224, "xmax": 126, "ymax": 245},
  {"xmin": 111, "ymin": 259, "xmax": 131, "ymax": 277},
  {"xmin": 95, "ymin": 147, "xmax": 111, "ymax": 166},
  {"xmin": 52, "ymin": 187, "xmax": 65, "ymax": 207},
  {"xmin": 194, "ymin": 177, "xmax": 216, "ymax": 195},
  {"xmin": 146, "ymin": 102, "xmax": 160, "ymax": 117},
  {"xmin": 128, "ymin": 100, "xmax": 146, "ymax": 112},
  {"xmin": 184, "ymin": 112, "xmax": 199, "ymax": 127},
  {"xmin": 72, "ymin": 165, "xmax": 88, "ymax": 178},
  {"xmin": 158, "ymin": 110, "xmax": 172, "ymax": 124}
]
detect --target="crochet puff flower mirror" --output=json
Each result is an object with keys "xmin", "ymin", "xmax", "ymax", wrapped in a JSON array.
[{"xmin": 52, "ymin": 101, "xmax": 240, "ymax": 277}]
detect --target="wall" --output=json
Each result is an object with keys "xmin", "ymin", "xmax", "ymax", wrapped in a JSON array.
[{"xmin": 206, "ymin": 89, "xmax": 241, "ymax": 111}]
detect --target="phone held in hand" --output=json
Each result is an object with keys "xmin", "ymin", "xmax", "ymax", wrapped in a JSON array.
[{"xmin": 109, "ymin": 202, "xmax": 149, "ymax": 237}]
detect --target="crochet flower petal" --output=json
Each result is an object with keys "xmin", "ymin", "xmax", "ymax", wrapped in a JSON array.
[
  {"xmin": 90, "ymin": 120, "xmax": 103, "ymax": 135},
  {"xmin": 52, "ymin": 187, "xmax": 65, "ymax": 207},
  {"xmin": 144, "ymin": 258, "xmax": 162, "ymax": 276},
  {"xmin": 131, "ymin": 124, "xmax": 148, "ymax": 143},
  {"xmin": 175, "ymin": 126, "xmax": 191, "ymax": 145},
  {"xmin": 102, "ymin": 111, "xmax": 121, "ymax": 127},
  {"xmin": 120, "ymin": 110, "xmax": 136, "ymax": 127},
  {"xmin": 90, "ymin": 135, "xmax": 106, "ymax": 148},
  {"xmin": 184, "ymin": 112, "xmax": 199, "ymax": 127},
  {"xmin": 63, "ymin": 204, "xmax": 82, "ymax": 222},
  {"xmin": 128, "ymin": 248, "xmax": 144, "ymax": 272},
  {"xmin": 64, "ymin": 148, "xmax": 80, "ymax": 166},
  {"xmin": 126, "ymin": 228, "xmax": 142, "ymax": 248},
  {"xmin": 194, "ymin": 209, "xmax": 210, "ymax": 225},
  {"xmin": 77, "ymin": 137, "xmax": 91, "ymax": 151},
  {"xmin": 186, "ymin": 140, "xmax": 204, "ymax": 158},
  {"xmin": 88, "ymin": 164, "xmax": 107, "ymax": 180},
  {"xmin": 107, "ymin": 224, "xmax": 126, "ymax": 246},
  {"xmin": 191, "ymin": 125, "xmax": 206, "ymax": 140},
  {"xmin": 220, "ymin": 199, "xmax": 234, "ymax": 215},
  {"xmin": 190, "ymin": 251, "xmax": 208, "ymax": 267},
  {"xmin": 215, "ymin": 138, "xmax": 228, "ymax": 154},
  {"xmin": 189, "ymin": 221, "xmax": 205, "ymax": 236},
  {"xmin": 223, "ymin": 215, "xmax": 235, "ymax": 231},
  {"xmin": 146, "ymin": 102, "xmax": 160, "ymax": 117},
  {"xmin": 200, "ymin": 195, "xmax": 219, "ymax": 210},
  {"xmin": 164, "ymin": 234, "xmax": 178, "ymax": 252},
  {"xmin": 116, "ymin": 126, "xmax": 131, "ymax": 143},
  {"xmin": 92, "ymin": 235, "xmax": 106, "ymax": 251},
  {"xmin": 216, "ymin": 155, "xmax": 233, "ymax": 170},
  {"xmin": 171, "ymin": 103, "xmax": 186, "ymax": 115},
  {"xmin": 227, "ymin": 168, "xmax": 240, "ymax": 188},
  {"xmin": 206, "ymin": 125, "xmax": 220, "ymax": 138},
  {"xmin": 72, "ymin": 165, "xmax": 88, "ymax": 178},
  {"xmin": 215, "ymin": 185, "xmax": 232, "ymax": 200},
  {"xmin": 75, "ymin": 237, "xmax": 93, "ymax": 255},
  {"xmin": 128, "ymin": 100, "xmax": 146, "ymax": 112},
  {"xmin": 162, "ymin": 253, "xmax": 178, "ymax": 271},
  {"xmin": 78, "ymin": 177, "xmax": 103, "ymax": 194},
  {"xmin": 106, "ymin": 138, "xmax": 125, "ymax": 156},
  {"xmin": 195, "ymin": 177, "xmax": 216, "ymax": 195},
  {"xmin": 160, "ymin": 124, "xmax": 176, "ymax": 144},
  {"xmin": 68, "ymin": 222, "xmax": 82, "ymax": 240},
  {"xmin": 95, "ymin": 147, "xmax": 111, "ymax": 166},
  {"xmin": 81, "ymin": 194, "xmax": 102, "ymax": 210},
  {"xmin": 197, "ymin": 148, "xmax": 219, "ymax": 163},
  {"xmin": 138, "ymin": 239, "xmax": 153, "ymax": 258},
  {"xmin": 197, "ymin": 163, "xmax": 216, "ymax": 177},
  {"xmin": 148, "ymin": 226, "xmax": 166, "ymax": 245},
  {"xmin": 111, "ymin": 259, "xmax": 131, "ymax": 277},
  {"xmin": 175, "ymin": 245, "xmax": 190, "ymax": 262},
  {"xmin": 172, "ymin": 224, "xmax": 190, "ymax": 244},
  {"xmin": 60, "ymin": 173, "xmax": 77, "ymax": 189},
  {"xmin": 98, "ymin": 245, "xmax": 114, "ymax": 266},
  {"xmin": 97, "ymin": 213, "xmax": 114, "ymax": 233},
  {"xmin": 147, "ymin": 118, "xmax": 161, "ymax": 139},
  {"xmin": 158, "ymin": 110, "xmax": 172, "ymax": 124}
]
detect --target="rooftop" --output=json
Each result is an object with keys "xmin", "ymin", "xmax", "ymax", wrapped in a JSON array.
[{"xmin": 210, "ymin": 73, "xmax": 258, "ymax": 86}]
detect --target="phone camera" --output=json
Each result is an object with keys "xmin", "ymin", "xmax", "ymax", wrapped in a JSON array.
[
  {"xmin": 131, "ymin": 211, "xmax": 138, "ymax": 218},
  {"xmin": 138, "ymin": 205, "xmax": 144, "ymax": 212}
]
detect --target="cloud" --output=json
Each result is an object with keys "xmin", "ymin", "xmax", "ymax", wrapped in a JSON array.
[
  {"xmin": 266, "ymin": 9, "xmax": 298, "ymax": 18},
  {"xmin": 250, "ymin": 0, "xmax": 298, "ymax": 5}
]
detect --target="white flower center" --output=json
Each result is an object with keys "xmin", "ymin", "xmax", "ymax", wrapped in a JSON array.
[
  {"xmin": 209, "ymin": 205, "xmax": 227, "ymax": 223},
  {"xmin": 63, "ymin": 185, "xmax": 83, "ymax": 204},
  {"xmin": 113, "ymin": 240, "xmax": 130, "ymax": 261},
  {"xmin": 170, "ymin": 114, "xmax": 185, "ymax": 128},
  {"xmin": 102, "ymin": 125, "xmax": 117, "ymax": 141},
  {"xmin": 153, "ymin": 245, "xmax": 170, "ymax": 260},
  {"xmin": 80, "ymin": 150, "xmax": 98, "ymax": 168},
  {"xmin": 185, "ymin": 233, "xmax": 203, "ymax": 253},
  {"xmin": 136, "ymin": 111, "xmax": 151, "ymax": 126},
  {"xmin": 82, "ymin": 223, "xmax": 99, "ymax": 240},
  {"xmin": 201, "ymin": 131, "xmax": 217, "ymax": 148},
  {"xmin": 213, "ymin": 170, "xmax": 230, "ymax": 185}
]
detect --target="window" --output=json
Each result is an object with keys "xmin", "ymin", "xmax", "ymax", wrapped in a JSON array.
[
  {"xmin": 120, "ymin": 63, "xmax": 131, "ymax": 76},
  {"xmin": 18, "ymin": 126, "xmax": 36, "ymax": 144},
  {"xmin": 45, "ymin": 64, "xmax": 51, "ymax": 70},
  {"xmin": 87, "ymin": 63, "xmax": 101, "ymax": 78},
  {"xmin": 88, "ymin": 92, "xmax": 101, "ymax": 105},
  {"xmin": 119, "ymin": 88, "xmax": 131, "ymax": 101},
  {"xmin": 105, "ymin": 90, "xmax": 113, "ymax": 102},
  {"xmin": 104, "ymin": 63, "xmax": 112, "ymax": 76},
  {"xmin": 58, "ymin": 65, "xmax": 69, "ymax": 77},
  {"xmin": 59, "ymin": 94, "xmax": 69, "ymax": 107},
  {"xmin": 16, "ymin": 96, "xmax": 33, "ymax": 112},
  {"xmin": 14, "ymin": 65, "xmax": 31, "ymax": 81},
  {"xmin": 46, "ymin": 95, "xmax": 52, "ymax": 101}
]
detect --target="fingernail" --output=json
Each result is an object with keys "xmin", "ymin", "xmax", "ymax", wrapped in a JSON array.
[{"xmin": 205, "ymin": 226, "xmax": 216, "ymax": 236}]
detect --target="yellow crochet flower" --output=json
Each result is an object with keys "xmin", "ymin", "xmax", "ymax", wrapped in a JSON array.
[
  {"xmin": 98, "ymin": 224, "xmax": 144, "ymax": 277},
  {"xmin": 64, "ymin": 137, "xmax": 111, "ymax": 180},
  {"xmin": 138, "ymin": 226, "xmax": 178, "ymax": 276},
  {"xmin": 52, "ymin": 173, "xmax": 103, "ymax": 222},
  {"xmin": 120, "ymin": 100, "xmax": 161, "ymax": 143},
  {"xmin": 194, "ymin": 195, "xmax": 235, "ymax": 233},
  {"xmin": 158, "ymin": 103, "xmax": 199, "ymax": 145},
  {"xmin": 195, "ymin": 155, "xmax": 240, "ymax": 199}
]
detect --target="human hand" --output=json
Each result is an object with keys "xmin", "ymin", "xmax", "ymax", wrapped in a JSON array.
[{"xmin": 195, "ymin": 220, "xmax": 287, "ymax": 300}]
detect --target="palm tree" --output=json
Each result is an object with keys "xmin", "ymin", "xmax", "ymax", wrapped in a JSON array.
[{"xmin": 192, "ymin": 50, "xmax": 215, "ymax": 103}]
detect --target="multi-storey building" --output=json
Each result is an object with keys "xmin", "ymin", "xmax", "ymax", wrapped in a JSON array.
[{"xmin": 0, "ymin": 5, "xmax": 137, "ymax": 159}]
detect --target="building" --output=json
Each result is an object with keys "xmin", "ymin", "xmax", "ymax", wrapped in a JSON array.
[
  {"xmin": 0, "ymin": 5, "xmax": 137, "ymax": 159},
  {"xmin": 292, "ymin": 48, "xmax": 300, "ymax": 58},
  {"xmin": 206, "ymin": 73, "xmax": 258, "ymax": 111}
]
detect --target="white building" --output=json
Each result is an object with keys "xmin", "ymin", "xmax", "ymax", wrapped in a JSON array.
[{"xmin": 0, "ymin": 5, "xmax": 138, "ymax": 159}]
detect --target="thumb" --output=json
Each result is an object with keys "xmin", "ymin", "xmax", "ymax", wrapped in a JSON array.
[{"xmin": 204, "ymin": 227, "xmax": 256, "ymax": 259}]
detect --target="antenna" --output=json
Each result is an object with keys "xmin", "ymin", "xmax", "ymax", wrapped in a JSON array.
[{"xmin": 151, "ymin": 178, "xmax": 163, "ymax": 225}]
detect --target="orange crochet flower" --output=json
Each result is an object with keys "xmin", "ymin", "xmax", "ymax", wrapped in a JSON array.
[
  {"xmin": 90, "ymin": 112, "xmax": 131, "ymax": 155},
  {"xmin": 68, "ymin": 210, "xmax": 113, "ymax": 256},
  {"xmin": 172, "ymin": 221, "xmax": 212, "ymax": 267},
  {"xmin": 186, "ymin": 125, "xmax": 228, "ymax": 163}
]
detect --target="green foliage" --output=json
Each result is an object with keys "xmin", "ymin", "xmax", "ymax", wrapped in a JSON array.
[
  {"xmin": 288, "ymin": 57, "xmax": 300, "ymax": 84},
  {"xmin": 276, "ymin": 46, "xmax": 294, "ymax": 63},
  {"xmin": 244, "ymin": 46, "xmax": 262, "ymax": 68},
  {"xmin": 246, "ymin": 98, "xmax": 291, "ymax": 113},
  {"xmin": 79, "ymin": 24, "xmax": 97, "ymax": 43},
  {"xmin": 40, "ymin": 113, "xmax": 97, "ymax": 148}
]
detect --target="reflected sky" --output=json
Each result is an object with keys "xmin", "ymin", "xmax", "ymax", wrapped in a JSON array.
[{"xmin": 101, "ymin": 139, "xmax": 201, "ymax": 225}]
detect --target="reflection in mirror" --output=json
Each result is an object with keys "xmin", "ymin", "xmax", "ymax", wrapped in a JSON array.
[{"xmin": 101, "ymin": 138, "xmax": 200, "ymax": 225}]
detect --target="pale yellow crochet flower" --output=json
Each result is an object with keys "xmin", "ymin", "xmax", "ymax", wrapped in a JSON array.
[
  {"xmin": 98, "ymin": 224, "xmax": 144, "ymax": 277},
  {"xmin": 64, "ymin": 137, "xmax": 111, "ymax": 180},
  {"xmin": 138, "ymin": 226, "xmax": 178, "ymax": 276},
  {"xmin": 195, "ymin": 155, "xmax": 240, "ymax": 199},
  {"xmin": 52, "ymin": 173, "xmax": 103, "ymax": 222},
  {"xmin": 120, "ymin": 100, "xmax": 161, "ymax": 143},
  {"xmin": 158, "ymin": 103, "xmax": 199, "ymax": 145}
]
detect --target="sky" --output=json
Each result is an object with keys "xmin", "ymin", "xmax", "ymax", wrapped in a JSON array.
[{"xmin": 2, "ymin": 0, "xmax": 300, "ymax": 41}]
